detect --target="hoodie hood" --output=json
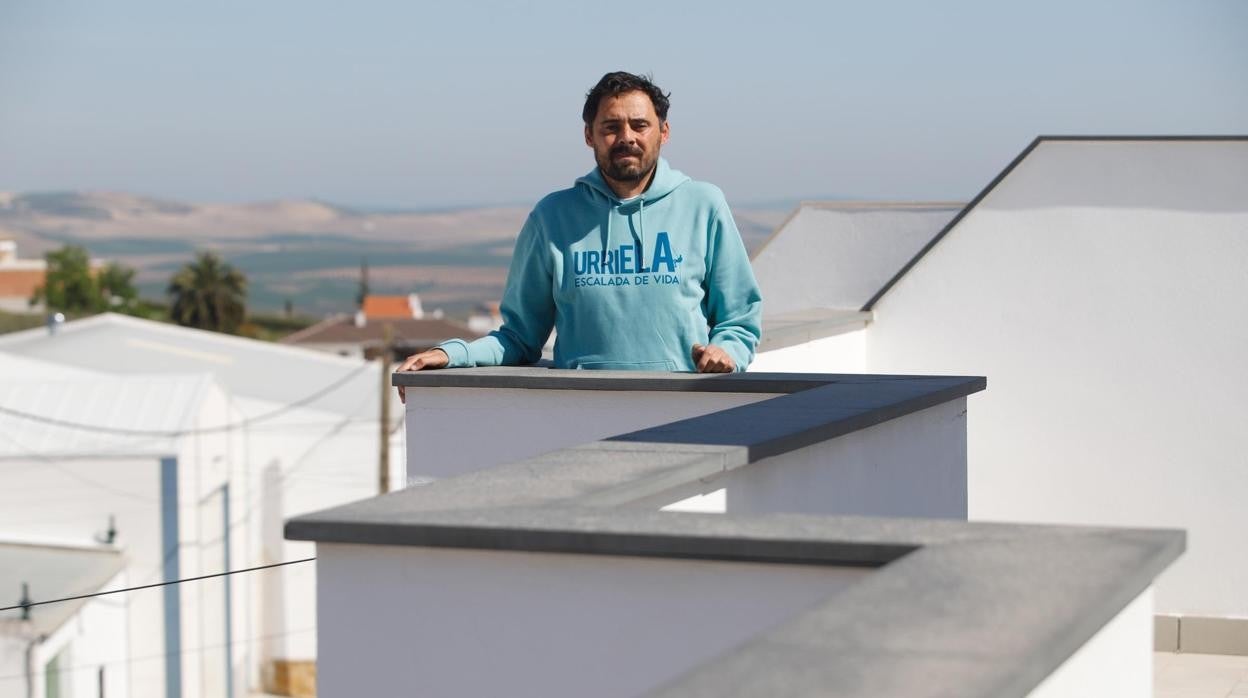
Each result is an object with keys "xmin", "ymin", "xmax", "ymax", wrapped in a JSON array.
[
  {"xmin": 575, "ymin": 157, "xmax": 691, "ymax": 273},
  {"xmin": 575, "ymin": 157, "xmax": 690, "ymax": 205}
]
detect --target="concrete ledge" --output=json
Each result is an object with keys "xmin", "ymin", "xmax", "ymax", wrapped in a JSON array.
[
  {"xmin": 608, "ymin": 378, "xmax": 979, "ymax": 462},
  {"xmin": 392, "ymin": 365, "xmax": 981, "ymax": 395},
  {"xmin": 289, "ymin": 369, "xmax": 1185, "ymax": 696},
  {"xmin": 290, "ymin": 506, "xmax": 1182, "ymax": 698}
]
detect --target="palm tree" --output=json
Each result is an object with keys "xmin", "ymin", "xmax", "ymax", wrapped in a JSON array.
[{"xmin": 167, "ymin": 251, "xmax": 247, "ymax": 333}]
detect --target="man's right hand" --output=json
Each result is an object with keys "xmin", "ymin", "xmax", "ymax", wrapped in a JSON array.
[{"xmin": 396, "ymin": 348, "xmax": 449, "ymax": 403}]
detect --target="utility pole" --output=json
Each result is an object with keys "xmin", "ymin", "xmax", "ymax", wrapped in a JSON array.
[{"xmin": 379, "ymin": 323, "xmax": 393, "ymax": 494}]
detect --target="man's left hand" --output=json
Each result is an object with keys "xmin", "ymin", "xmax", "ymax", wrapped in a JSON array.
[{"xmin": 691, "ymin": 344, "xmax": 735, "ymax": 373}]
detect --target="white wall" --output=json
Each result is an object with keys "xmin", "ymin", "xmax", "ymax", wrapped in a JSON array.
[
  {"xmin": 752, "ymin": 203, "xmax": 959, "ymax": 315},
  {"xmin": 0, "ymin": 632, "xmax": 30, "ymax": 697},
  {"xmin": 175, "ymin": 384, "xmax": 233, "ymax": 698},
  {"xmin": 646, "ymin": 398, "xmax": 967, "ymax": 520},
  {"xmin": 861, "ymin": 140, "xmax": 1248, "ymax": 617},
  {"xmin": 31, "ymin": 571, "xmax": 131, "ymax": 698},
  {"xmin": 404, "ymin": 388, "xmax": 777, "ymax": 481},
  {"xmin": 231, "ymin": 397, "xmax": 383, "ymax": 672},
  {"xmin": 724, "ymin": 398, "xmax": 965, "ymax": 518},
  {"xmin": 751, "ymin": 328, "xmax": 867, "ymax": 374},
  {"xmin": 1027, "ymin": 587, "xmax": 1154, "ymax": 698},
  {"xmin": 404, "ymin": 384, "xmax": 968, "ymax": 519},
  {"xmin": 316, "ymin": 542, "xmax": 867, "ymax": 698},
  {"xmin": 0, "ymin": 574, "xmax": 130, "ymax": 698}
]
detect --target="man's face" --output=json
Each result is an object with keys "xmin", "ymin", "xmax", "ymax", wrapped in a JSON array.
[{"xmin": 584, "ymin": 90, "xmax": 670, "ymax": 186}]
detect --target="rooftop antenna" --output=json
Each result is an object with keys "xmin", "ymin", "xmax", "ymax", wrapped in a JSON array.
[
  {"xmin": 95, "ymin": 514, "xmax": 117, "ymax": 545},
  {"xmin": 19, "ymin": 583, "xmax": 31, "ymax": 621},
  {"xmin": 46, "ymin": 312, "xmax": 65, "ymax": 336}
]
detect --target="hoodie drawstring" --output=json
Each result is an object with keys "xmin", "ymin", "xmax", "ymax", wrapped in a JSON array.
[
  {"xmin": 637, "ymin": 198, "xmax": 646, "ymax": 271},
  {"xmin": 602, "ymin": 197, "xmax": 646, "ymax": 272},
  {"xmin": 577, "ymin": 158, "xmax": 688, "ymax": 272}
]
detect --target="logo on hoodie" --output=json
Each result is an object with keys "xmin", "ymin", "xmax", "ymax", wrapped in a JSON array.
[{"xmin": 572, "ymin": 231, "xmax": 684, "ymax": 288}]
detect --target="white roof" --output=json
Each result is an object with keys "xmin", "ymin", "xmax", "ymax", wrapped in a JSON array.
[
  {"xmin": 0, "ymin": 540, "xmax": 125, "ymax": 637},
  {"xmin": 0, "ymin": 353, "xmax": 97, "ymax": 381},
  {"xmin": 759, "ymin": 308, "xmax": 872, "ymax": 353},
  {"xmin": 863, "ymin": 137, "xmax": 1248, "ymax": 311},
  {"xmin": 0, "ymin": 313, "xmax": 379, "ymax": 418},
  {"xmin": 752, "ymin": 202, "xmax": 963, "ymax": 316},
  {"xmin": 0, "ymin": 372, "xmax": 214, "ymax": 457}
]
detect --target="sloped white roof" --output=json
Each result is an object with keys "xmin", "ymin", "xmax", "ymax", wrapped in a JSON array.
[
  {"xmin": 863, "ymin": 136, "xmax": 1248, "ymax": 311},
  {"xmin": 0, "ymin": 540, "xmax": 125, "ymax": 637},
  {"xmin": 0, "ymin": 372, "xmax": 213, "ymax": 458},
  {"xmin": 759, "ymin": 308, "xmax": 872, "ymax": 353},
  {"xmin": 0, "ymin": 353, "xmax": 97, "ymax": 381},
  {"xmin": 0, "ymin": 313, "xmax": 379, "ymax": 418},
  {"xmin": 752, "ymin": 202, "xmax": 962, "ymax": 316}
]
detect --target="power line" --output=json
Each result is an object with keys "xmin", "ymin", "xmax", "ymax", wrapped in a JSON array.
[
  {"xmin": 0, "ymin": 382, "xmax": 398, "ymax": 504},
  {"xmin": 0, "ymin": 625, "xmax": 317, "ymax": 683},
  {"xmin": 0, "ymin": 429, "xmax": 156, "ymax": 503},
  {"xmin": 0, "ymin": 557, "xmax": 314, "ymax": 614},
  {"xmin": 0, "ymin": 395, "xmax": 395, "ymax": 587},
  {"xmin": 0, "ymin": 361, "xmax": 372, "ymax": 437}
]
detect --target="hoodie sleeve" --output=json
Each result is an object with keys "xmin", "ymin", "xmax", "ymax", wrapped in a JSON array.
[
  {"xmin": 437, "ymin": 213, "xmax": 554, "ymax": 367},
  {"xmin": 705, "ymin": 201, "xmax": 763, "ymax": 372}
]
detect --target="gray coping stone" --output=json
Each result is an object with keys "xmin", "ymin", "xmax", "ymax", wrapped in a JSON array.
[
  {"xmin": 288, "ymin": 370, "xmax": 1184, "ymax": 697},
  {"xmin": 608, "ymin": 377, "xmax": 983, "ymax": 461},
  {"xmin": 289, "ymin": 507, "xmax": 1182, "ymax": 697},
  {"xmin": 391, "ymin": 365, "xmax": 981, "ymax": 394}
]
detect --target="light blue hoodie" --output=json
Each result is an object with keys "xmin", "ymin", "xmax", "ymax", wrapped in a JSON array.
[{"xmin": 437, "ymin": 158, "xmax": 762, "ymax": 371}]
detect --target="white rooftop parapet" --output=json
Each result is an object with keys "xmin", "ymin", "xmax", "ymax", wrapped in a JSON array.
[{"xmin": 289, "ymin": 368, "xmax": 1183, "ymax": 697}]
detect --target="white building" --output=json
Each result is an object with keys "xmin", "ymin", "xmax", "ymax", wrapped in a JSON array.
[
  {"xmin": 0, "ymin": 541, "xmax": 127, "ymax": 698},
  {"xmin": 752, "ymin": 136, "xmax": 1248, "ymax": 652},
  {"xmin": 749, "ymin": 201, "xmax": 962, "ymax": 372},
  {"xmin": 0, "ymin": 314, "xmax": 401, "ymax": 694},
  {"xmin": 0, "ymin": 357, "xmax": 236, "ymax": 698}
]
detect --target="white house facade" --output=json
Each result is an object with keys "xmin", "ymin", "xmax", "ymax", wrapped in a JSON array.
[
  {"xmin": 753, "ymin": 137, "xmax": 1248, "ymax": 651},
  {"xmin": 0, "ymin": 316, "xmax": 401, "ymax": 694}
]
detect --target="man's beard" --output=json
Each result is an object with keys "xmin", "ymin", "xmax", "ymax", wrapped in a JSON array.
[{"xmin": 600, "ymin": 145, "xmax": 657, "ymax": 183}]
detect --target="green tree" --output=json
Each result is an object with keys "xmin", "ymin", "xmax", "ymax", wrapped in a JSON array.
[
  {"xmin": 167, "ymin": 250, "xmax": 248, "ymax": 333},
  {"xmin": 33, "ymin": 245, "xmax": 103, "ymax": 312},
  {"xmin": 97, "ymin": 262, "xmax": 138, "ymax": 310}
]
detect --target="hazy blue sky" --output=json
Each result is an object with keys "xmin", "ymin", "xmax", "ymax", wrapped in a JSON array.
[{"xmin": 1, "ymin": 0, "xmax": 1245, "ymax": 208}]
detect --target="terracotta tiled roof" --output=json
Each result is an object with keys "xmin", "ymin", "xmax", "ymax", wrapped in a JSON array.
[
  {"xmin": 0, "ymin": 269, "xmax": 45, "ymax": 298},
  {"xmin": 362, "ymin": 295, "xmax": 414, "ymax": 319}
]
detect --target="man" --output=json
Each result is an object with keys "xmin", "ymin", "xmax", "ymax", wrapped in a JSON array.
[{"xmin": 398, "ymin": 71, "xmax": 761, "ymax": 397}]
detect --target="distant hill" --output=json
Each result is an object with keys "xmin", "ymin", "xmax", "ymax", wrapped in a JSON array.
[{"xmin": 0, "ymin": 190, "xmax": 788, "ymax": 317}]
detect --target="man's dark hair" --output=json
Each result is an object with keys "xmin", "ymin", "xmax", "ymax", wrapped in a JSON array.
[{"xmin": 582, "ymin": 72, "xmax": 671, "ymax": 125}]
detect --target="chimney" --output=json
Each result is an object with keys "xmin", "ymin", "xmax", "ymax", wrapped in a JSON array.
[{"xmin": 0, "ymin": 240, "xmax": 15, "ymax": 265}]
